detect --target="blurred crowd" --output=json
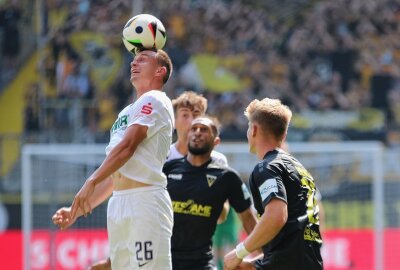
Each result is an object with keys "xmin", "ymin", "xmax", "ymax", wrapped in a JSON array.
[
  {"xmin": 2, "ymin": 0, "xmax": 400, "ymax": 142},
  {"xmin": 0, "ymin": 0, "xmax": 22, "ymax": 85}
]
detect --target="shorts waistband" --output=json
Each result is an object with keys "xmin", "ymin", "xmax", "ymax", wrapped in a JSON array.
[{"xmin": 112, "ymin": 185, "xmax": 166, "ymax": 196}]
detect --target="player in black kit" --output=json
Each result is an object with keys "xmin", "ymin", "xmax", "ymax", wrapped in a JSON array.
[
  {"xmin": 164, "ymin": 116, "xmax": 257, "ymax": 270},
  {"xmin": 224, "ymin": 98, "xmax": 323, "ymax": 270}
]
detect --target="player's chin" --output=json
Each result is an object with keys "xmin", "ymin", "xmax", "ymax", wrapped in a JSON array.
[{"xmin": 130, "ymin": 75, "xmax": 138, "ymax": 84}]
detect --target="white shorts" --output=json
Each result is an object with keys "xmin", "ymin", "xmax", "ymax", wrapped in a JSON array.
[{"xmin": 107, "ymin": 186, "xmax": 173, "ymax": 270}]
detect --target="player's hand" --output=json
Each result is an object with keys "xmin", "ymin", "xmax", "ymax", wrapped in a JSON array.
[
  {"xmin": 52, "ymin": 207, "xmax": 76, "ymax": 230},
  {"xmin": 224, "ymin": 249, "xmax": 243, "ymax": 269},
  {"xmin": 88, "ymin": 257, "xmax": 111, "ymax": 270},
  {"xmin": 71, "ymin": 180, "xmax": 96, "ymax": 219}
]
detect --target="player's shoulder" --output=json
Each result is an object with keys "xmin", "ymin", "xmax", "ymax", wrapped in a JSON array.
[
  {"xmin": 207, "ymin": 159, "xmax": 241, "ymax": 180},
  {"xmin": 166, "ymin": 144, "xmax": 184, "ymax": 162},
  {"xmin": 251, "ymin": 149, "xmax": 285, "ymax": 176},
  {"xmin": 163, "ymin": 156, "xmax": 185, "ymax": 171},
  {"xmin": 139, "ymin": 91, "xmax": 173, "ymax": 118},
  {"xmin": 138, "ymin": 90, "xmax": 164, "ymax": 105},
  {"xmin": 147, "ymin": 90, "xmax": 172, "ymax": 104},
  {"xmin": 164, "ymin": 155, "xmax": 185, "ymax": 165},
  {"xmin": 210, "ymin": 150, "xmax": 228, "ymax": 167},
  {"xmin": 264, "ymin": 148, "xmax": 295, "ymax": 166},
  {"xmin": 117, "ymin": 103, "xmax": 133, "ymax": 115}
]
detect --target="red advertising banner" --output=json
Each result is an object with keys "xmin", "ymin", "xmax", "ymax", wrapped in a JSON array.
[
  {"xmin": 0, "ymin": 230, "xmax": 108, "ymax": 270},
  {"xmin": 323, "ymin": 229, "xmax": 373, "ymax": 270},
  {"xmin": 0, "ymin": 229, "xmax": 399, "ymax": 270}
]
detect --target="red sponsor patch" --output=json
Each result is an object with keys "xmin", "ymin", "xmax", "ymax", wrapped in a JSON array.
[{"xmin": 141, "ymin": 103, "xmax": 153, "ymax": 114}]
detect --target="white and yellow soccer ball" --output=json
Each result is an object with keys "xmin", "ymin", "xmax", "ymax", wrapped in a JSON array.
[{"xmin": 122, "ymin": 14, "xmax": 167, "ymax": 54}]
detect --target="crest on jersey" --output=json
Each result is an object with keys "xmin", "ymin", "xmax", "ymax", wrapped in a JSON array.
[{"xmin": 206, "ymin": 174, "xmax": 217, "ymax": 187}]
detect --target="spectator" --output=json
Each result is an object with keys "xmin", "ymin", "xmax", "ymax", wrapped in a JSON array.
[{"xmin": 0, "ymin": 0, "xmax": 22, "ymax": 77}]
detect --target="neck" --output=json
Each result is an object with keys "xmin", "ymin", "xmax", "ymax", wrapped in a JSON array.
[
  {"xmin": 134, "ymin": 83, "xmax": 163, "ymax": 98},
  {"xmin": 187, "ymin": 152, "xmax": 212, "ymax": 166},
  {"xmin": 255, "ymin": 141, "xmax": 277, "ymax": 160},
  {"xmin": 136, "ymin": 88, "xmax": 160, "ymax": 98}
]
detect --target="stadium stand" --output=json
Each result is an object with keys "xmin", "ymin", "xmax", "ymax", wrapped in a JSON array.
[
  {"xmin": 2, "ymin": 0, "xmax": 400, "ymax": 148},
  {"xmin": 1, "ymin": 1, "xmax": 400, "ymax": 270}
]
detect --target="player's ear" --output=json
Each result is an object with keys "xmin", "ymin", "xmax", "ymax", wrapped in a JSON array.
[
  {"xmin": 213, "ymin": 136, "xmax": 221, "ymax": 146},
  {"xmin": 251, "ymin": 123, "xmax": 257, "ymax": 138},
  {"xmin": 156, "ymin": 66, "xmax": 167, "ymax": 77}
]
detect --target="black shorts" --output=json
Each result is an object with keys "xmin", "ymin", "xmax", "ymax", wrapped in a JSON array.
[
  {"xmin": 253, "ymin": 232, "xmax": 323, "ymax": 270},
  {"xmin": 172, "ymin": 258, "xmax": 216, "ymax": 270}
]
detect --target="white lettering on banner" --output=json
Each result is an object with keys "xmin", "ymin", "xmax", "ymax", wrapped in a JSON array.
[
  {"xmin": 57, "ymin": 239, "xmax": 109, "ymax": 269},
  {"xmin": 321, "ymin": 238, "xmax": 351, "ymax": 268},
  {"xmin": 58, "ymin": 239, "xmax": 75, "ymax": 269},
  {"xmin": 27, "ymin": 231, "xmax": 109, "ymax": 269},
  {"xmin": 77, "ymin": 240, "xmax": 92, "ymax": 268},
  {"xmin": 31, "ymin": 239, "xmax": 49, "ymax": 268},
  {"xmin": 78, "ymin": 241, "xmax": 88, "ymax": 268},
  {"xmin": 87, "ymin": 240, "xmax": 107, "ymax": 264}
]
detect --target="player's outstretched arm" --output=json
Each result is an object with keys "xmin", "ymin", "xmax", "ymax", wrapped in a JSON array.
[
  {"xmin": 237, "ymin": 207, "xmax": 257, "ymax": 235},
  {"xmin": 53, "ymin": 176, "xmax": 114, "ymax": 229},
  {"xmin": 71, "ymin": 124, "xmax": 148, "ymax": 218},
  {"xmin": 224, "ymin": 199, "xmax": 287, "ymax": 269},
  {"xmin": 238, "ymin": 199, "xmax": 286, "ymax": 251}
]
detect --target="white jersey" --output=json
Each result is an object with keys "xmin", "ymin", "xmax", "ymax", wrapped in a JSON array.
[
  {"xmin": 106, "ymin": 90, "xmax": 174, "ymax": 187},
  {"xmin": 166, "ymin": 143, "xmax": 229, "ymax": 166}
]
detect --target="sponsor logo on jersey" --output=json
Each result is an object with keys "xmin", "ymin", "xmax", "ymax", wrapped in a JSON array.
[
  {"xmin": 141, "ymin": 103, "xmax": 153, "ymax": 114},
  {"xmin": 172, "ymin": 200, "xmax": 212, "ymax": 217},
  {"xmin": 111, "ymin": 115, "xmax": 128, "ymax": 133},
  {"xmin": 206, "ymin": 174, "xmax": 217, "ymax": 187},
  {"xmin": 295, "ymin": 165, "xmax": 319, "ymax": 225},
  {"xmin": 168, "ymin": 174, "xmax": 182, "ymax": 180},
  {"xmin": 304, "ymin": 226, "xmax": 322, "ymax": 243},
  {"xmin": 259, "ymin": 178, "xmax": 278, "ymax": 201},
  {"xmin": 241, "ymin": 183, "xmax": 251, "ymax": 200}
]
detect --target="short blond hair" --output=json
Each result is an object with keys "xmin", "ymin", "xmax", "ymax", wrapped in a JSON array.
[
  {"xmin": 244, "ymin": 98, "xmax": 292, "ymax": 143},
  {"xmin": 172, "ymin": 91, "xmax": 208, "ymax": 114},
  {"xmin": 155, "ymin": 49, "xmax": 173, "ymax": 84}
]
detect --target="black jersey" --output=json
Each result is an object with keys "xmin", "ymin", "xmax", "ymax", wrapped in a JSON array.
[
  {"xmin": 249, "ymin": 149, "xmax": 323, "ymax": 270},
  {"xmin": 164, "ymin": 157, "xmax": 252, "ymax": 269}
]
